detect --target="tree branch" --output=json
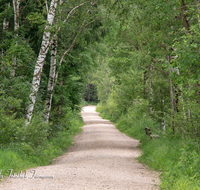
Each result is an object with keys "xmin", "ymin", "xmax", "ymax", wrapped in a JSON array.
[
  {"xmin": 158, "ymin": 43, "xmax": 168, "ymax": 50},
  {"xmin": 45, "ymin": 0, "xmax": 49, "ymax": 13},
  {"xmin": 48, "ymin": 1, "xmax": 90, "ymax": 49},
  {"xmin": 54, "ymin": 9, "xmax": 90, "ymax": 87},
  {"xmin": 154, "ymin": 67, "xmax": 168, "ymax": 75}
]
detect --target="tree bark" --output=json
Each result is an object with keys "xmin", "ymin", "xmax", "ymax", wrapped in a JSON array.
[
  {"xmin": 143, "ymin": 70, "xmax": 147, "ymax": 96},
  {"xmin": 44, "ymin": 34, "xmax": 58, "ymax": 122},
  {"xmin": 149, "ymin": 63, "xmax": 154, "ymax": 114},
  {"xmin": 45, "ymin": 0, "xmax": 49, "ymax": 13},
  {"xmin": 44, "ymin": 2, "xmax": 92, "ymax": 122},
  {"xmin": 2, "ymin": 3, "xmax": 10, "ymax": 60},
  {"xmin": 26, "ymin": 0, "xmax": 58, "ymax": 124},
  {"xmin": 161, "ymin": 99, "xmax": 166, "ymax": 130},
  {"xmin": 58, "ymin": 78, "xmax": 63, "ymax": 115},
  {"xmin": 44, "ymin": 0, "xmax": 63, "ymax": 122},
  {"xmin": 196, "ymin": 0, "xmax": 200, "ymax": 29},
  {"xmin": 180, "ymin": 0, "xmax": 190, "ymax": 34},
  {"xmin": 11, "ymin": 0, "xmax": 21, "ymax": 77},
  {"xmin": 168, "ymin": 56, "xmax": 175, "ymax": 132}
]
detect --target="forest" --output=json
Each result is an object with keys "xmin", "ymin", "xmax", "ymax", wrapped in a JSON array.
[{"xmin": 0, "ymin": 0, "xmax": 200, "ymax": 189}]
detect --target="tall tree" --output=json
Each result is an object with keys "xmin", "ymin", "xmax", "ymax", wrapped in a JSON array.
[
  {"xmin": 1, "ymin": 2, "xmax": 10, "ymax": 60},
  {"xmin": 26, "ymin": 0, "xmax": 58, "ymax": 124},
  {"xmin": 11, "ymin": 0, "xmax": 21, "ymax": 77}
]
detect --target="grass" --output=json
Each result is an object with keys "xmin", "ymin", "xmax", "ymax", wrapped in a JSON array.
[
  {"xmin": 0, "ymin": 111, "xmax": 83, "ymax": 179},
  {"xmin": 96, "ymin": 103, "xmax": 200, "ymax": 190}
]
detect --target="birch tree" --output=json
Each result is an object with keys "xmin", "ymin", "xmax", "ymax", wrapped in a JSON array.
[
  {"xmin": 44, "ymin": 8, "xmax": 90, "ymax": 122},
  {"xmin": 1, "ymin": 3, "xmax": 10, "ymax": 60},
  {"xmin": 43, "ymin": 0, "xmax": 63, "ymax": 122},
  {"xmin": 11, "ymin": 0, "xmax": 21, "ymax": 77},
  {"xmin": 148, "ymin": 63, "xmax": 154, "ymax": 114},
  {"xmin": 26, "ymin": 0, "xmax": 58, "ymax": 124},
  {"xmin": 44, "ymin": 35, "xmax": 58, "ymax": 122}
]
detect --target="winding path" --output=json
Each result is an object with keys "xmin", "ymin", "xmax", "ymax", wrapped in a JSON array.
[{"xmin": 0, "ymin": 106, "xmax": 159, "ymax": 190}]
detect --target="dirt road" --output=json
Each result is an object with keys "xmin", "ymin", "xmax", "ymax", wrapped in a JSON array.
[{"xmin": 0, "ymin": 106, "xmax": 159, "ymax": 190}]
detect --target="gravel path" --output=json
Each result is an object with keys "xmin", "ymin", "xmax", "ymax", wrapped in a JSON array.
[{"xmin": 0, "ymin": 106, "xmax": 160, "ymax": 190}]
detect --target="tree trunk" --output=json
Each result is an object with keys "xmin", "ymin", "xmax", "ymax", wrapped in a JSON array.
[
  {"xmin": 44, "ymin": 34, "xmax": 58, "ymax": 122},
  {"xmin": 144, "ymin": 70, "xmax": 147, "ymax": 96},
  {"xmin": 58, "ymin": 78, "xmax": 63, "ymax": 115},
  {"xmin": 161, "ymin": 99, "xmax": 166, "ymax": 130},
  {"xmin": 2, "ymin": 3, "xmax": 10, "ymax": 61},
  {"xmin": 44, "ymin": 0, "xmax": 63, "ymax": 122},
  {"xmin": 26, "ymin": 0, "xmax": 58, "ymax": 124},
  {"xmin": 11, "ymin": 0, "xmax": 21, "ymax": 77},
  {"xmin": 196, "ymin": 0, "xmax": 200, "ymax": 29},
  {"xmin": 149, "ymin": 63, "xmax": 154, "ymax": 114},
  {"xmin": 169, "ymin": 72, "xmax": 175, "ymax": 131},
  {"xmin": 168, "ymin": 56, "xmax": 175, "ymax": 132},
  {"xmin": 180, "ymin": 0, "xmax": 190, "ymax": 34}
]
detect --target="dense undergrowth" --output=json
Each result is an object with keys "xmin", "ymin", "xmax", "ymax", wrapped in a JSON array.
[
  {"xmin": 0, "ymin": 107, "xmax": 83, "ymax": 179},
  {"xmin": 97, "ymin": 103, "xmax": 200, "ymax": 190}
]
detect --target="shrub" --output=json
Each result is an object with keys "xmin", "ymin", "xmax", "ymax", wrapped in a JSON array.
[
  {"xmin": 16, "ymin": 114, "xmax": 49, "ymax": 147},
  {"xmin": 0, "ymin": 109, "xmax": 23, "ymax": 145}
]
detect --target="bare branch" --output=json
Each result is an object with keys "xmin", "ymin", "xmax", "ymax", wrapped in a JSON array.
[
  {"xmin": 158, "ymin": 43, "xmax": 168, "ymax": 50},
  {"xmin": 48, "ymin": 1, "xmax": 90, "ymax": 49},
  {"xmin": 91, "ymin": 0, "xmax": 98, "ymax": 6},
  {"xmin": 63, "ymin": 2, "xmax": 89, "ymax": 23},
  {"xmin": 54, "ymin": 9, "xmax": 90, "ymax": 87},
  {"xmin": 60, "ymin": 11, "xmax": 90, "ymax": 63},
  {"xmin": 84, "ymin": 17, "xmax": 102, "ymax": 27},
  {"xmin": 154, "ymin": 67, "xmax": 168, "ymax": 75},
  {"xmin": 45, "ymin": 0, "xmax": 49, "ymax": 13}
]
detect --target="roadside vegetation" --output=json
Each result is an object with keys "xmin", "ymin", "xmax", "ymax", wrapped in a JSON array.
[
  {"xmin": 92, "ymin": 1, "xmax": 200, "ymax": 189},
  {"xmin": 0, "ymin": 1, "xmax": 200, "ymax": 189},
  {"xmin": 0, "ymin": 0, "xmax": 101, "ymax": 179},
  {"xmin": 97, "ymin": 104, "xmax": 200, "ymax": 190},
  {"xmin": 0, "ymin": 108, "xmax": 83, "ymax": 178}
]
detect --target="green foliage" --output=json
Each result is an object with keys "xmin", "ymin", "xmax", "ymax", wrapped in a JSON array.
[
  {"xmin": 173, "ymin": 25, "xmax": 200, "ymax": 83},
  {"xmin": 160, "ymin": 143, "xmax": 200, "ymax": 189},
  {"xmin": 16, "ymin": 114, "xmax": 50, "ymax": 147},
  {"xmin": 26, "ymin": 12, "xmax": 46, "ymax": 27},
  {"xmin": 94, "ymin": 2, "xmax": 200, "ymax": 189},
  {"xmin": 0, "ymin": 108, "xmax": 83, "ymax": 176},
  {"xmin": 97, "ymin": 102, "xmax": 200, "ymax": 189},
  {"xmin": 0, "ymin": 149, "xmax": 35, "ymax": 177},
  {"xmin": 84, "ymin": 83, "xmax": 98, "ymax": 103},
  {"xmin": 0, "ymin": 109, "xmax": 23, "ymax": 145}
]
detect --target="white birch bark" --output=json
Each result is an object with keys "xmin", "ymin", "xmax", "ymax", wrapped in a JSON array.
[
  {"xmin": 161, "ymin": 99, "xmax": 166, "ymax": 131},
  {"xmin": 45, "ymin": 8, "xmax": 89, "ymax": 121},
  {"xmin": 49, "ymin": 1, "xmax": 89, "ymax": 50},
  {"xmin": 26, "ymin": 0, "xmax": 58, "ymax": 124},
  {"xmin": 149, "ymin": 63, "xmax": 154, "ymax": 114},
  {"xmin": 36, "ymin": 1, "xmax": 97, "ymax": 123},
  {"xmin": 46, "ymin": 8, "xmax": 90, "ymax": 119},
  {"xmin": 168, "ymin": 56, "xmax": 175, "ymax": 131},
  {"xmin": 45, "ymin": 0, "xmax": 49, "ymax": 13},
  {"xmin": 44, "ymin": 0, "xmax": 63, "ymax": 122},
  {"xmin": 11, "ymin": 0, "xmax": 21, "ymax": 77},
  {"xmin": 44, "ymin": 34, "xmax": 58, "ymax": 122},
  {"xmin": 2, "ymin": 3, "xmax": 10, "ymax": 60},
  {"xmin": 13, "ymin": 0, "xmax": 20, "ymax": 31}
]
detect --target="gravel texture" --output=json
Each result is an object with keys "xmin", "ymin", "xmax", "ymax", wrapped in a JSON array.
[{"xmin": 0, "ymin": 106, "xmax": 160, "ymax": 190}]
